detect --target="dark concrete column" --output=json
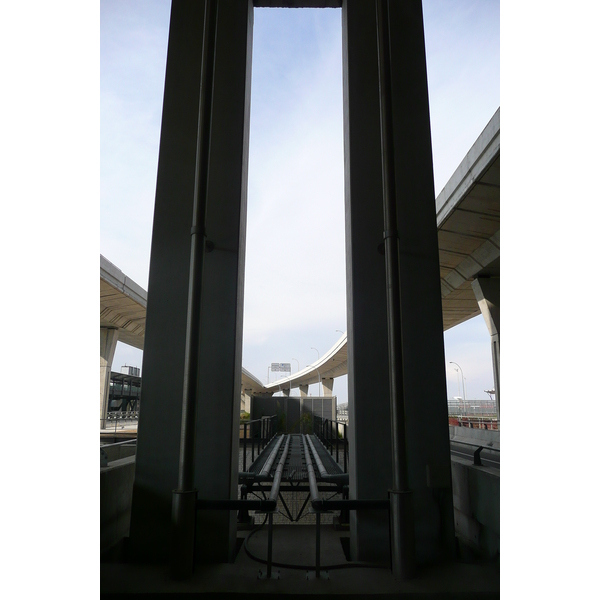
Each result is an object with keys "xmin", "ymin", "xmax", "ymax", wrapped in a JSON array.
[
  {"xmin": 128, "ymin": 0, "xmax": 253, "ymax": 565},
  {"xmin": 386, "ymin": 0, "xmax": 455, "ymax": 566},
  {"xmin": 342, "ymin": 0, "xmax": 392, "ymax": 565},
  {"xmin": 100, "ymin": 327, "xmax": 119, "ymax": 428},
  {"xmin": 192, "ymin": 1, "xmax": 253, "ymax": 564},
  {"xmin": 472, "ymin": 277, "xmax": 500, "ymax": 417},
  {"xmin": 342, "ymin": 0, "xmax": 455, "ymax": 566}
]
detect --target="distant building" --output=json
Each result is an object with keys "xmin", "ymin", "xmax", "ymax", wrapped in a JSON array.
[
  {"xmin": 337, "ymin": 402, "xmax": 348, "ymax": 425},
  {"xmin": 121, "ymin": 364, "xmax": 141, "ymax": 377},
  {"xmin": 109, "ymin": 369, "xmax": 142, "ymax": 412}
]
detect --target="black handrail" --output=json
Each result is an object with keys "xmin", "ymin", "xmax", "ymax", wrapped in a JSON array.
[
  {"xmin": 314, "ymin": 416, "xmax": 348, "ymax": 473},
  {"xmin": 240, "ymin": 415, "xmax": 277, "ymax": 472}
]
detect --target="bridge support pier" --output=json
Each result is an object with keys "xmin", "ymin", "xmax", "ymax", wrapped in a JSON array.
[
  {"xmin": 322, "ymin": 378, "xmax": 334, "ymax": 397},
  {"xmin": 100, "ymin": 326, "xmax": 119, "ymax": 429},
  {"xmin": 472, "ymin": 277, "xmax": 500, "ymax": 418},
  {"xmin": 299, "ymin": 385, "xmax": 309, "ymax": 398}
]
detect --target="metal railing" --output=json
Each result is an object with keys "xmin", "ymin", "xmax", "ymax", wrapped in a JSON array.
[
  {"xmin": 100, "ymin": 438, "xmax": 137, "ymax": 467},
  {"xmin": 313, "ymin": 416, "xmax": 348, "ymax": 473},
  {"xmin": 100, "ymin": 411, "xmax": 139, "ymax": 432},
  {"xmin": 452, "ymin": 415, "xmax": 499, "ymax": 430},
  {"xmin": 239, "ymin": 415, "xmax": 277, "ymax": 472},
  {"xmin": 447, "ymin": 404, "xmax": 497, "ymax": 417}
]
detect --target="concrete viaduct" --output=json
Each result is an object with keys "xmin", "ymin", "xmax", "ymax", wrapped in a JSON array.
[{"xmin": 100, "ymin": 109, "xmax": 499, "ymax": 420}]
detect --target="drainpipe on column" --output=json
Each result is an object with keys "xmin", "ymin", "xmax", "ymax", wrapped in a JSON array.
[
  {"xmin": 375, "ymin": 0, "xmax": 416, "ymax": 580},
  {"xmin": 171, "ymin": 0, "xmax": 218, "ymax": 580}
]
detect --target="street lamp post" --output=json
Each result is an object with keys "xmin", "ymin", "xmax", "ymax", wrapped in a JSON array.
[
  {"xmin": 311, "ymin": 347, "xmax": 321, "ymax": 396},
  {"xmin": 267, "ymin": 365, "xmax": 271, "ymax": 384},
  {"xmin": 449, "ymin": 362, "xmax": 466, "ymax": 413}
]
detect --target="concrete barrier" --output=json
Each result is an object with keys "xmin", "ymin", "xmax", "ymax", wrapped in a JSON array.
[
  {"xmin": 449, "ymin": 425, "xmax": 500, "ymax": 450},
  {"xmin": 101, "ymin": 443, "xmax": 137, "ymax": 463},
  {"xmin": 100, "ymin": 456, "xmax": 136, "ymax": 554},
  {"xmin": 451, "ymin": 457, "xmax": 499, "ymax": 559}
]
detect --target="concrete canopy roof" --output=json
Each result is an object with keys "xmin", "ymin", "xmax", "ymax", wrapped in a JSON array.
[
  {"xmin": 100, "ymin": 255, "xmax": 147, "ymax": 350},
  {"xmin": 436, "ymin": 108, "xmax": 500, "ymax": 330}
]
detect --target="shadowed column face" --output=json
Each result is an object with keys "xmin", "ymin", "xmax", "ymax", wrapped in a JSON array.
[
  {"xmin": 342, "ymin": 0, "xmax": 392, "ymax": 565},
  {"xmin": 128, "ymin": 0, "xmax": 254, "ymax": 565},
  {"xmin": 342, "ymin": 0, "xmax": 455, "ymax": 566}
]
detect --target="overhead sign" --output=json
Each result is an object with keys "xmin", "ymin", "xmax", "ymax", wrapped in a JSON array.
[{"xmin": 271, "ymin": 362, "xmax": 291, "ymax": 373}]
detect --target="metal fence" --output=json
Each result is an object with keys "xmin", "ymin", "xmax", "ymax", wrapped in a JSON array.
[
  {"xmin": 239, "ymin": 415, "xmax": 277, "ymax": 472},
  {"xmin": 313, "ymin": 415, "xmax": 348, "ymax": 473},
  {"xmin": 100, "ymin": 411, "xmax": 139, "ymax": 432},
  {"xmin": 446, "ymin": 400, "xmax": 497, "ymax": 417}
]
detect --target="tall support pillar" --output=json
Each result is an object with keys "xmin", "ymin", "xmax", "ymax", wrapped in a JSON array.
[
  {"xmin": 129, "ymin": 0, "xmax": 254, "ymax": 567},
  {"xmin": 299, "ymin": 385, "xmax": 309, "ymax": 398},
  {"xmin": 342, "ymin": 0, "xmax": 455, "ymax": 569},
  {"xmin": 100, "ymin": 327, "xmax": 119, "ymax": 428},
  {"xmin": 472, "ymin": 277, "xmax": 500, "ymax": 417},
  {"xmin": 342, "ymin": 0, "xmax": 392, "ymax": 565}
]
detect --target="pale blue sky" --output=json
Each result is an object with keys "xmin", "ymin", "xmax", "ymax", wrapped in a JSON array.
[{"xmin": 100, "ymin": 1, "xmax": 500, "ymax": 404}]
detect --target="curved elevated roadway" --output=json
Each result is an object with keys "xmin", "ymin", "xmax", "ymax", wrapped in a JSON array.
[{"xmin": 101, "ymin": 109, "xmax": 499, "ymax": 397}]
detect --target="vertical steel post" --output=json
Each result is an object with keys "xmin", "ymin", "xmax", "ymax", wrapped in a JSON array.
[
  {"xmin": 267, "ymin": 512, "xmax": 274, "ymax": 578},
  {"xmin": 171, "ymin": 0, "xmax": 218, "ymax": 580},
  {"xmin": 316, "ymin": 511, "xmax": 321, "ymax": 578},
  {"xmin": 243, "ymin": 422, "xmax": 247, "ymax": 472},
  {"xmin": 344, "ymin": 424, "xmax": 347, "ymax": 473},
  {"xmin": 375, "ymin": 0, "xmax": 416, "ymax": 580}
]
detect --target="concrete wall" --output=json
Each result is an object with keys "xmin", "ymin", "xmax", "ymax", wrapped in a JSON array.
[
  {"xmin": 100, "ymin": 456, "xmax": 136, "ymax": 554},
  {"xmin": 449, "ymin": 426, "xmax": 500, "ymax": 450},
  {"xmin": 451, "ymin": 457, "xmax": 499, "ymax": 559}
]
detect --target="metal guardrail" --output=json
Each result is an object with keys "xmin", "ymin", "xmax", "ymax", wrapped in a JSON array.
[
  {"xmin": 100, "ymin": 438, "xmax": 138, "ymax": 449},
  {"xmin": 100, "ymin": 438, "xmax": 137, "ymax": 467},
  {"xmin": 100, "ymin": 412, "xmax": 139, "ymax": 433},
  {"xmin": 239, "ymin": 415, "xmax": 277, "ymax": 472},
  {"xmin": 314, "ymin": 416, "xmax": 348, "ymax": 473},
  {"xmin": 106, "ymin": 410, "xmax": 139, "ymax": 420}
]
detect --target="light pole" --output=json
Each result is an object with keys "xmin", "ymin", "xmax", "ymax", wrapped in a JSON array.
[
  {"xmin": 292, "ymin": 358, "xmax": 299, "ymax": 373},
  {"xmin": 267, "ymin": 365, "xmax": 271, "ymax": 384},
  {"xmin": 311, "ymin": 347, "xmax": 321, "ymax": 396},
  {"xmin": 449, "ymin": 362, "xmax": 466, "ymax": 413}
]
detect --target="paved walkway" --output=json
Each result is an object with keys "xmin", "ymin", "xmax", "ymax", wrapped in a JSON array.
[{"xmin": 101, "ymin": 523, "xmax": 499, "ymax": 597}]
